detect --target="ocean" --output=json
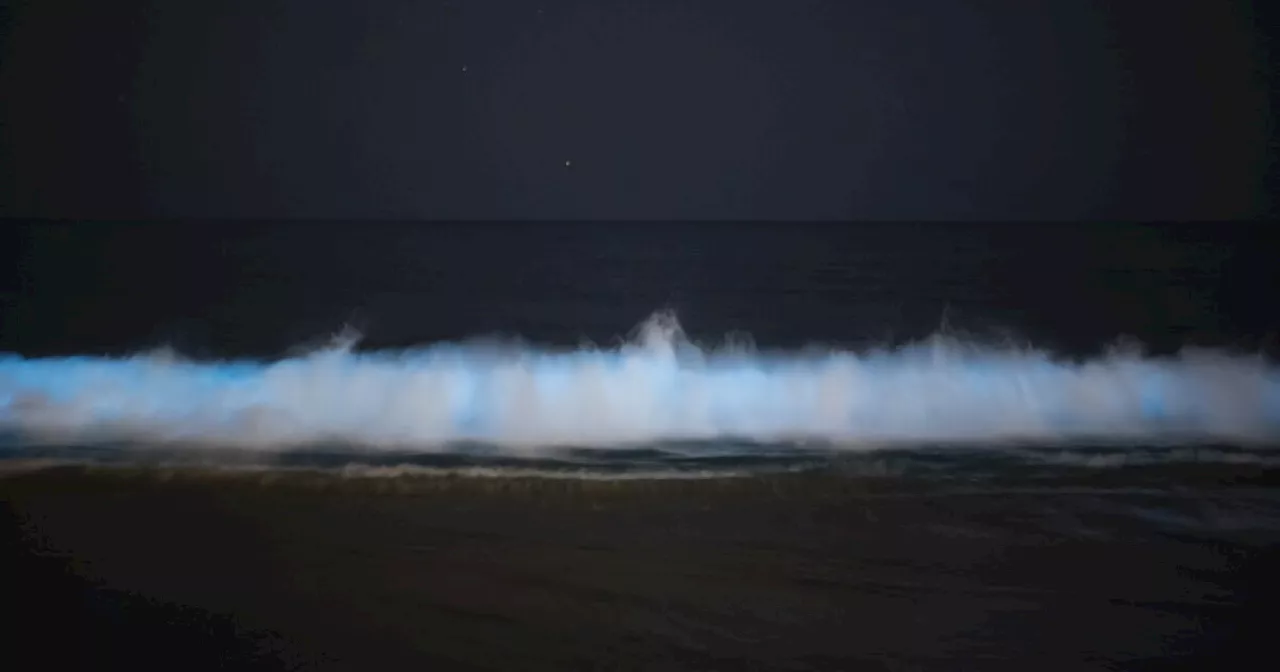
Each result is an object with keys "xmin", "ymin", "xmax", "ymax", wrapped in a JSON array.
[{"xmin": 2, "ymin": 221, "xmax": 1278, "ymax": 670}]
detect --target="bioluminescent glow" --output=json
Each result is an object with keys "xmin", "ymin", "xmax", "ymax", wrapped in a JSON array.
[{"xmin": 1, "ymin": 313, "xmax": 1278, "ymax": 451}]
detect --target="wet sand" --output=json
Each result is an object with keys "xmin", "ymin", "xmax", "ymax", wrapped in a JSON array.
[{"xmin": 3, "ymin": 466, "xmax": 1277, "ymax": 670}]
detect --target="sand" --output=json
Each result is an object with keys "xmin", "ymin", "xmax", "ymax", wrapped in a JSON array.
[{"xmin": 3, "ymin": 465, "xmax": 1277, "ymax": 670}]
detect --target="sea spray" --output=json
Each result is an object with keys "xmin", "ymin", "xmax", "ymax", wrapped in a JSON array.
[{"xmin": 1, "ymin": 312, "xmax": 1278, "ymax": 450}]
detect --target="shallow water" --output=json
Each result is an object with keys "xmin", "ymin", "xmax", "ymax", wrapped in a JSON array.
[{"xmin": 3, "ymin": 457, "xmax": 1278, "ymax": 670}]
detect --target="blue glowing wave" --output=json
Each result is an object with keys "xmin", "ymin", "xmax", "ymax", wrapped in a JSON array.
[{"xmin": 1, "ymin": 314, "xmax": 1278, "ymax": 450}]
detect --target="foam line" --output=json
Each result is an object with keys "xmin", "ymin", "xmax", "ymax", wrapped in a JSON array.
[{"xmin": 1, "ymin": 313, "xmax": 1278, "ymax": 450}]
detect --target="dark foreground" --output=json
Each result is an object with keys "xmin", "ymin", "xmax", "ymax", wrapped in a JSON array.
[{"xmin": 3, "ymin": 466, "xmax": 1278, "ymax": 670}]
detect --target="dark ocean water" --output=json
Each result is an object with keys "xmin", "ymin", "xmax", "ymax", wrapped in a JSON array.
[
  {"xmin": 4, "ymin": 222, "xmax": 1278, "ymax": 358},
  {"xmin": 2, "ymin": 221, "xmax": 1279, "ymax": 669}
]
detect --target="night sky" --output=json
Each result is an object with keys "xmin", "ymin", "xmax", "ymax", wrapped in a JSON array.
[{"xmin": 0, "ymin": 0, "xmax": 1273, "ymax": 220}]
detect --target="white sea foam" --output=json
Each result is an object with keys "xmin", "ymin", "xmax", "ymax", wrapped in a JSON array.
[{"xmin": 1, "ymin": 312, "xmax": 1277, "ymax": 451}]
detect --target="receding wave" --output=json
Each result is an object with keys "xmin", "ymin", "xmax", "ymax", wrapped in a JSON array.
[{"xmin": 1, "ymin": 312, "xmax": 1278, "ymax": 452}]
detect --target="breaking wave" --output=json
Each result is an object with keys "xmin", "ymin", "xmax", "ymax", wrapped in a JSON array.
[{"xmin": 1, "ymin": 312, "xmax": 1278, "ymax": 452}]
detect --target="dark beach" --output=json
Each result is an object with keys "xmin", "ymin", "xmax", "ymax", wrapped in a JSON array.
[{"xmin": 4, "ymin": 463, "xmax": 1278, "ymax": 670}]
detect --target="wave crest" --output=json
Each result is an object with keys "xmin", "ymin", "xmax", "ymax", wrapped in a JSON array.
[{"xmin": 1, "ymin": 312, "xmax": 1278, "ymax": 450}]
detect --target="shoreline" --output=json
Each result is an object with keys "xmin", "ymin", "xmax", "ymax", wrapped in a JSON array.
[{"xmin": 4, "ymin": 462, "xmax": 1278, "ymax": 669}]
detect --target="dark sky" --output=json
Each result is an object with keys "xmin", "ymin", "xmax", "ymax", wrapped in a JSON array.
[{"xmin": 0, "ymin": 0, "xmax": 1273, "ymax": 220}]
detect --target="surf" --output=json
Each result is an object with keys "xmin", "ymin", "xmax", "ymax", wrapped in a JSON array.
[{"xmin": 1, "ymin": 312, "xmax": 1277, "ymax": 451}]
